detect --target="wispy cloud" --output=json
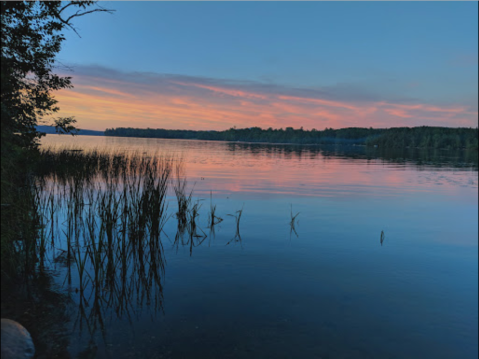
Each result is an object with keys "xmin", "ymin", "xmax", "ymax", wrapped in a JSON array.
[{"xmin": 51, "ymin": 65, "xmax": 478, "ymax": 131}]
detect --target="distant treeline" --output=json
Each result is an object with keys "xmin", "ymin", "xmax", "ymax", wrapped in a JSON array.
[
  {"xmin": 104, "ymin": 126, "xmax": 478, "ymax": 150},
  {"xmin": 37, "ymin": 125, "xmax": 104, "ymax": 136}
]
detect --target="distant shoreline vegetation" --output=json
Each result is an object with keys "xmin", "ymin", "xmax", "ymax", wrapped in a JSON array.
[
  {"xmin": 36, "ymin": 125, "xmax": 104, "ymax": 137},
  {"xmin": 104, "ymin": 126, "xmax": 478, "ymax": 150}
]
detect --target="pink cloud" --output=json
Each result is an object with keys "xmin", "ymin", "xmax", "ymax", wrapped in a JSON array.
[{"xmin": 50, "ymin": 68, "xmax": 477, "ymax": 131}]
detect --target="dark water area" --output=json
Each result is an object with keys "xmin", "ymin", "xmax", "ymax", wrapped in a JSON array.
[{"xmin": 4, "ymin": 135, "xmax": 477, "ymax": 359}]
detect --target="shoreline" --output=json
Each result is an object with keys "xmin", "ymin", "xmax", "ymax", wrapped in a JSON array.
[{"xmin": 47, "ymin": 133, "xmax": 478, "ymax": 151}]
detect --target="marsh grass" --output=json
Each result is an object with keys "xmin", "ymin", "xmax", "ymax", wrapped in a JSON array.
[
  {"xmin": 172, "ymin": 199, "xmax": 208, "ymax": 256},
  {"xmin": 21, "ymin": 148, "xmax": 175, "ymax": 323},
  {"xmin": 208, "ymin": 191, "xmax": 223, "ymax": 229},
  {"xmin": 173, "ymin": 162, "xmax": 193, "ymax": 232},
  {"xmin": 4, "ymin": 146, "xmax": 244, "ymax": 334}
]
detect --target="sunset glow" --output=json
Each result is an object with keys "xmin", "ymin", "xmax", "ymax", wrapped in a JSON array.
[
  {"xmin": 45, "ymin": 1, "xmax": 478, "ymax": 132},
  {"xmin": 52, "ymin": 66, "xmax": 478, "ymax": 131}
]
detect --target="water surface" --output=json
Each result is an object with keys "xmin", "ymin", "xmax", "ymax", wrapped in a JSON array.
[{"xmin": 39, "ymin": 135, "xmax": 478, "ymax": 358}]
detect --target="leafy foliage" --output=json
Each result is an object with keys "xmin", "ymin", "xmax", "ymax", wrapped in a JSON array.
[{"xmin": 1, "ymin": 1, "xmax": 112, "ymax": 151}]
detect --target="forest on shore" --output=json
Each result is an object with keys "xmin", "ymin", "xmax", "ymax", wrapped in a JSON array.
[{"xmin": 105, "ymin": 126, "xmax": 478, "ymax": 150}]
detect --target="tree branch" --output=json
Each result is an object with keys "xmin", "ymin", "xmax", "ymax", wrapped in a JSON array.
[
  {"xmin": 53, "ymin": 3, "xmax": 115, "ymax": 38},
  {"xmin": 58, "ymin": 2, "xmax": 76, "ymax": 14},
  {"xmin": 65, "ymin": 7, "xmax": 114, "ymax": 24}
]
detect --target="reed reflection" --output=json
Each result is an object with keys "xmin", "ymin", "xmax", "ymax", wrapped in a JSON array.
[
  {"xmin": 226, "ymin": 205, "xmax": 244, "ymax": 247},
  {"xmin": 289, "ymin": 205, "xmax": 300, "ymax": 238},
  {"xmin": 27, "ymin": 148, "xmax": 234, "ymax": 350}
]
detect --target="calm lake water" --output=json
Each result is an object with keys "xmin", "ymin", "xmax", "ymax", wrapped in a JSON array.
[{"xmin": 39, "ymin": 134, "xmax": 478, "ymax": 359}]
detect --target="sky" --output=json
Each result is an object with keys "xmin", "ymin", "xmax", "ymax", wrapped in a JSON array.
[{"xmin": 52, "ymin": 1, "xmax": 478, "ymax": 131}]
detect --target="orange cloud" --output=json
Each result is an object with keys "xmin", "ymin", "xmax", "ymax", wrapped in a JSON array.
[
  {"xmin": 278, "ymin": 95, "xmax": 361, "ymax": 111},
  {"xmin": 173, "ymin": 81, "xmax": 268, "ymax": 100},
  {"xmin": 50, "ymin": 69, "xmax": 477, "ymax": 131},
  {"xmin": 384, "ymin": 109, "xmax": 413, "ymax": 118}
]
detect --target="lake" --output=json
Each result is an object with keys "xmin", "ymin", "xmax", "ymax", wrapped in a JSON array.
[{"xmin": 36, "ymin": 134, "xmax": 478, "ymax": 358}]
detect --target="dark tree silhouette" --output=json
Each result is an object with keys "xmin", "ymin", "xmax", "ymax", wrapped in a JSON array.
[
  {"xmin": 1, "ymin": 1, "xmax": 113, "ymax": 275},
  {"xmin": 104, "ymin": 126, "xmax": 478, "ymax": 150},
  {"xmin": 1, "ymin": 1, "xmax": 114, "ymax": 151}
]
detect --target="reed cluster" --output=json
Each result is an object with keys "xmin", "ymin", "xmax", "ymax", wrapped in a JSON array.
[
  {"xmin": 5, "ymin": 147, "xmax": 250, "ymax": 327},
  {"xmin": 0, "ymin": 149, "xmax": 171, "ymax": 327},
  {"xmin": 30, "ymin": 149, "xmax": 173, "ymax": 319}
]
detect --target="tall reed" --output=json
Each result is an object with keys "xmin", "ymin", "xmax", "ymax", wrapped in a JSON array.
[
  {"xmin": 15, "ymin": 146, "xmax": 241, "ymax": 330},
  {"xmin": 208, "ymin": 191, "xmax": 223, "ymax": 229},
  {"xmin": 227, "ymin": 205, "xmax": 244, "ymax": 245}
]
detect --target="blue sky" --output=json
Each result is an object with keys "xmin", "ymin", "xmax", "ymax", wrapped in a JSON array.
[{"xmin": 54, "ymin": 1, "xmax": 478, "ymax": 131}]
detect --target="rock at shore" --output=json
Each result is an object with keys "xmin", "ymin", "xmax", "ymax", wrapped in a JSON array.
[{"xmin": 1, "ymin": 319, "xmax": 35, "ymax": 359}]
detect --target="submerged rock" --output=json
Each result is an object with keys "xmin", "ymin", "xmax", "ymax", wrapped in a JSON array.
[{"xmin": 1, "ymin": 319, "xmax": 35, "ymax": 359}]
